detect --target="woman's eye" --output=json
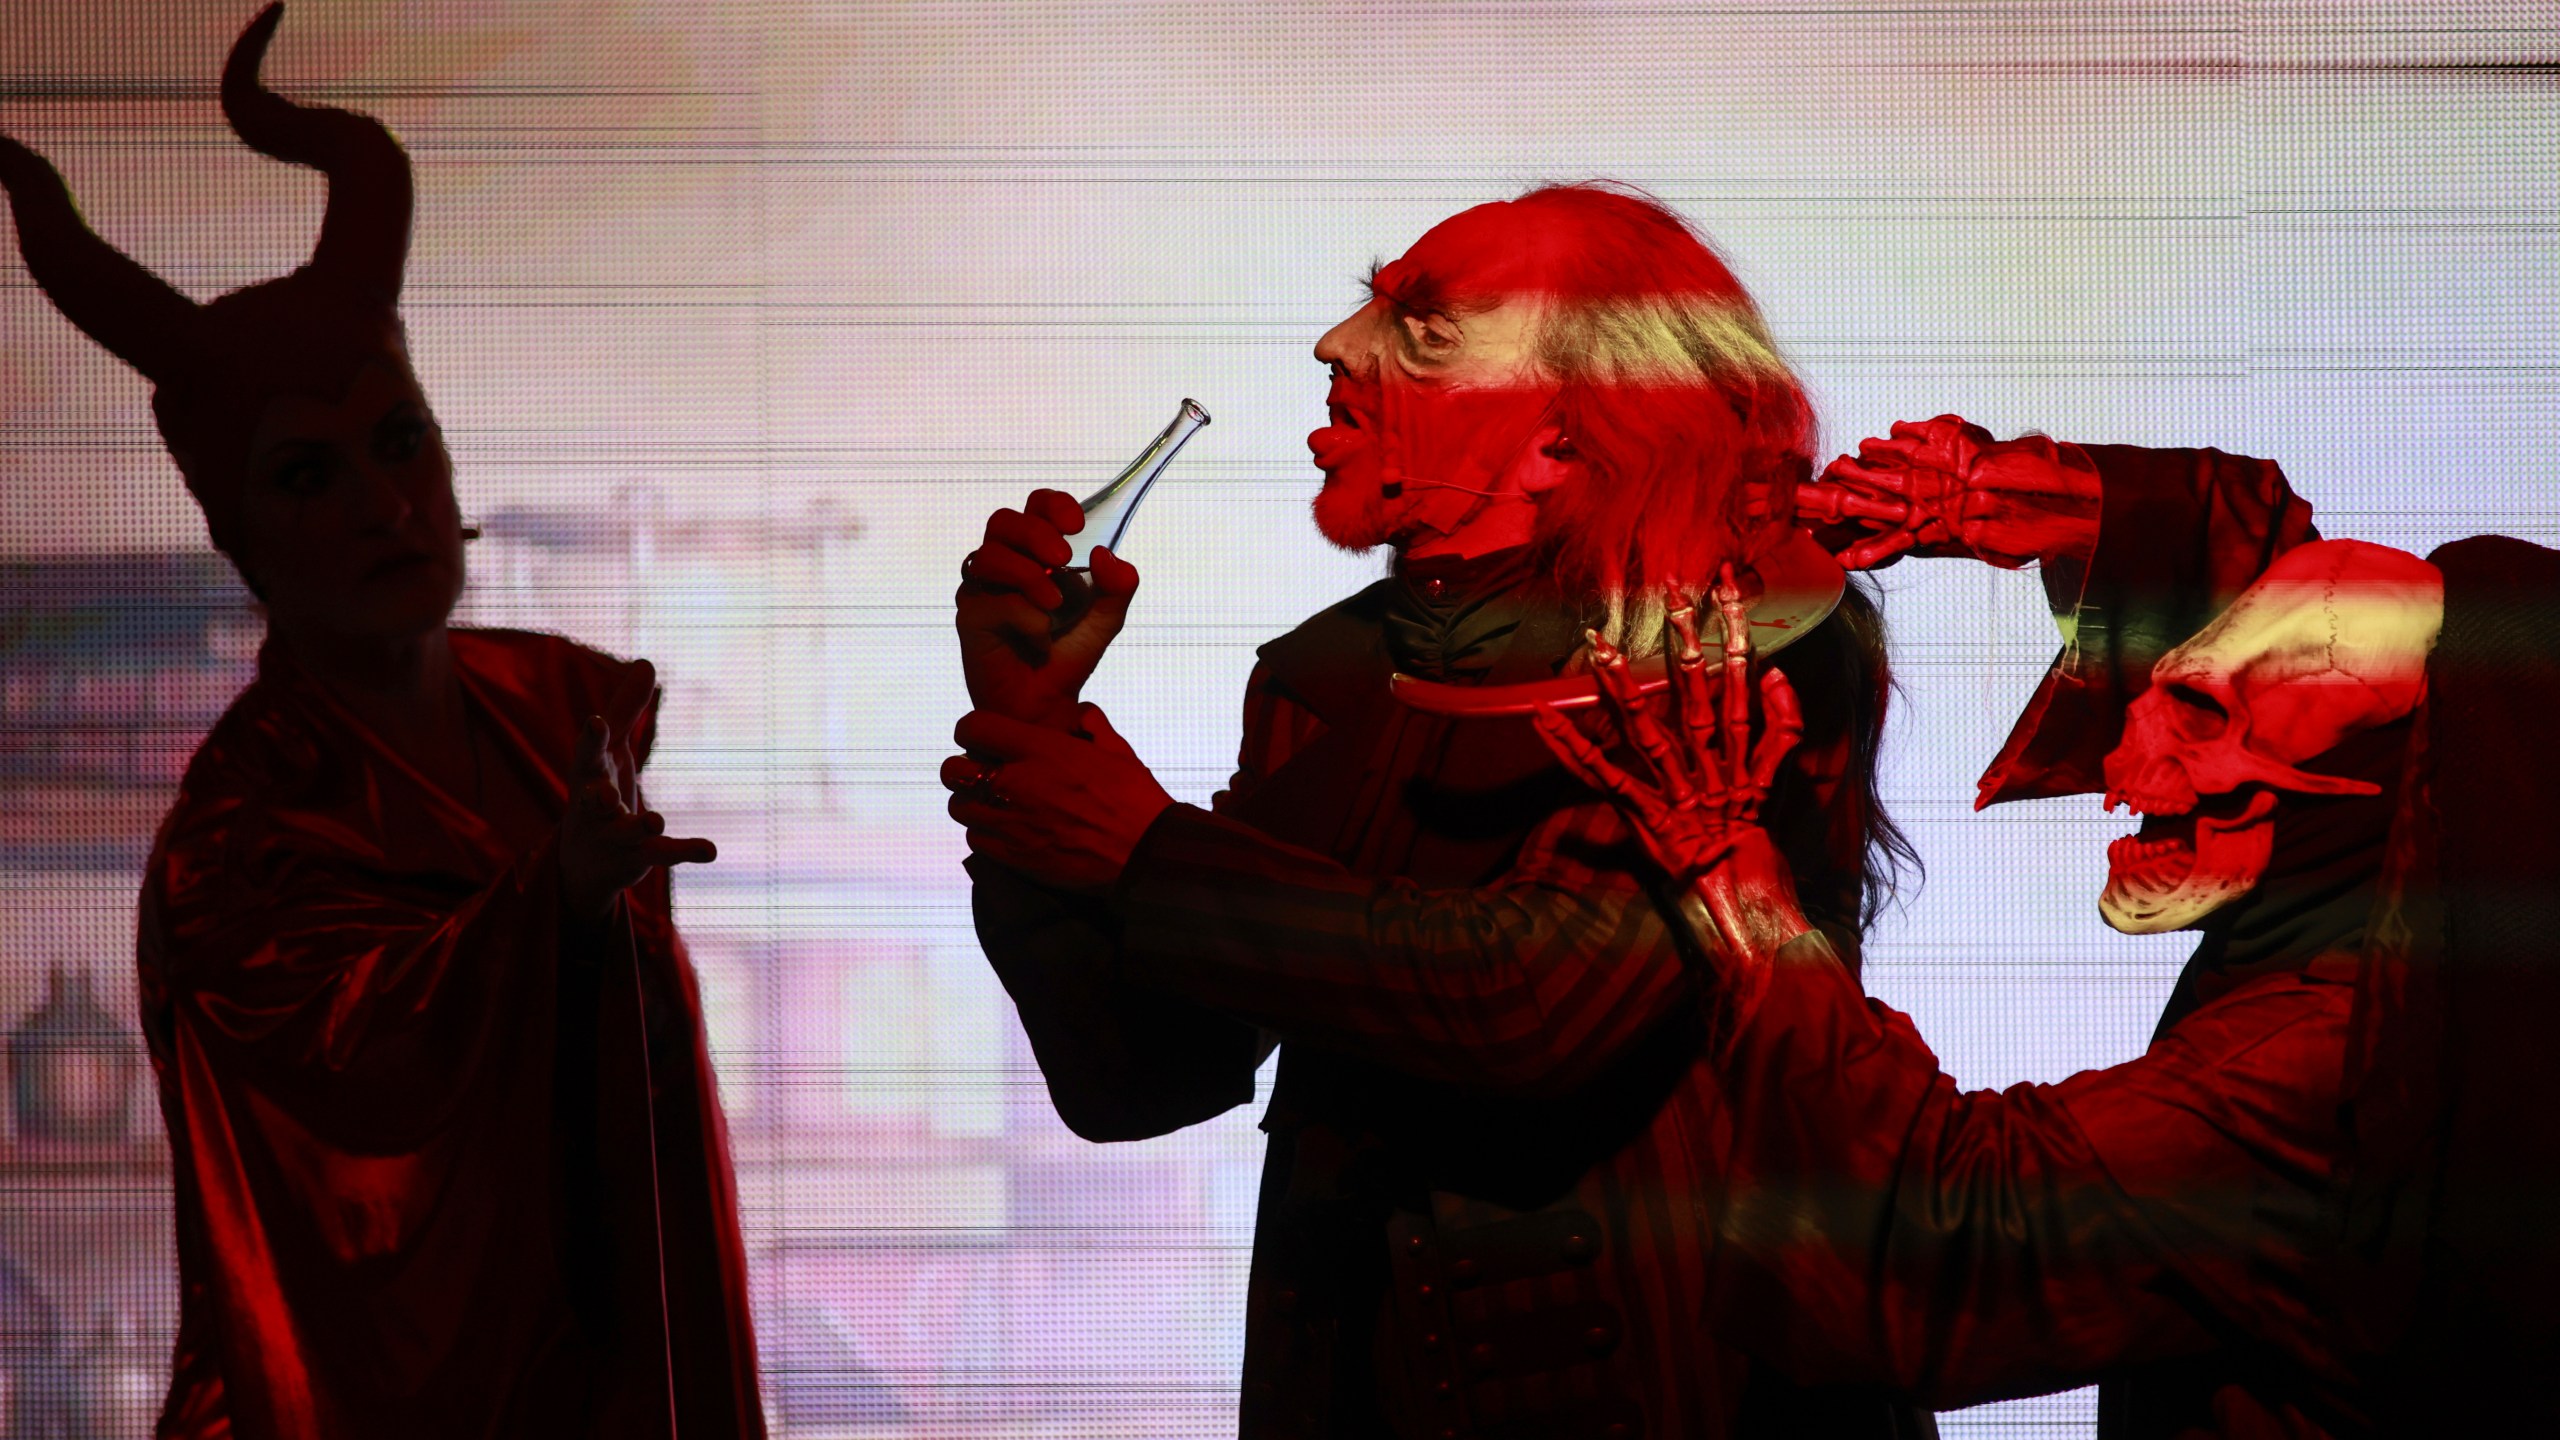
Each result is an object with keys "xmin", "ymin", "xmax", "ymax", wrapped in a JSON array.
[
  {"xmin": 271, "ymin": 459, "xmax": 331, "ymax": 497},
  {"xmin": 378, "ymin": 418, "xmax": 428, "ymax": 463}
]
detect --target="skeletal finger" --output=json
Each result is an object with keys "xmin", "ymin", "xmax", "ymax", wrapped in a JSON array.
[
  {"xmin": 1590, "ymin": 632, "xmax": 1694, "ymax": 799},
  {"xmin": 1585, "ymin": 631, "xmax": 1642, "ymax": 736},
  {"xmin": 1532, "ymin": 705, "xmax": 1679, "ymax": 835},
  {"xmin": 1530, "ymin": 704, "xmax": 1612, "ymax": 790},
  {"xmin": 1663, "ymin": 604, "xmax": 1725, "ymax": 798},
  {"xmin": 1835, "ymin": 526, "xmax": 1920, "ymax": 572},
  {"xmin": 1714, "ymin": 568, "xmax": 1756, "ymax": 798},
  {"xmin": 1796, "ymin": 481, "xmax": 1889, "ymax": 526},
  {"xmin": 1798, "ymin": 481, "xmax": 1911, "ymax": 526},
  {"xmin": 1740, "ymin": 668, "xmax": 1807, "ymax": 820},
  {"xmin": 1862, "ymin": 433, "xmax": 1929, "ymax": 466},
  {"xmin": 1590, "ymin": 636, "xmax": 1691, "ymax": 795},
  {"xmin": 1792, "ymin": 481, "xmax": 1849, "ymax": 525},
  {"xmin": 1827, "ymin": 456, "xmax": 1918, "ymax": 496}
]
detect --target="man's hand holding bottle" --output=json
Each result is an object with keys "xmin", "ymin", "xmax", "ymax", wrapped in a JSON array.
[{"xmin": 955, "ymin": 489, "xmax": 1140, "ymax": 732}]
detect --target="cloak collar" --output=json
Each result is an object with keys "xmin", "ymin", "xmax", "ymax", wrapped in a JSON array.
[{"xmin": 244, "ymin": 628, "xmax": 652, "ymax": 882}]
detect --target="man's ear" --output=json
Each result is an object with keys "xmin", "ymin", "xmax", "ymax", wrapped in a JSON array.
[{"xmin": 1515, "ymin": 422, "xmax": 1585, "ymax": 497}]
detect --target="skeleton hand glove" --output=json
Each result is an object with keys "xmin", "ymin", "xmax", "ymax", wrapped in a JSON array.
[
  {"xmin": 1531, "ymin": 569, "xmax": 1812, "ymax": 970},
  {"xmin": 1798, "ymin": 415, "xmax": 2102, "ymax": 572}
]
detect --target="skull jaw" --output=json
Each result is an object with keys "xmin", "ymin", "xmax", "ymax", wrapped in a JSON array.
[{"xmin": 2099, "ymin": 788, "xmax": 2280, "ymax": 934}]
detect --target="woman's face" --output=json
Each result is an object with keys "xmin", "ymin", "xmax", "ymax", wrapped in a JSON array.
[{"xmin": 232, "ymin": 356, "xmax": 465, "ymax": 647}]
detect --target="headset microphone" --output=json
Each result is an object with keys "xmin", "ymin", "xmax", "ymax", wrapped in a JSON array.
[{"xmin": 1381, "ymin": 479, "xmax": 1505, "ymax": 499}]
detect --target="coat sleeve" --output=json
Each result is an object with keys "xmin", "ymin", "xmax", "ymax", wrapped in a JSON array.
[
  {"xmin": 969, "ymin": 859, "xmax": 1268, "ymax": 1141},
  {"xmin": 1694, "ymin": 929, "xmax": 2355, "ymax": 1407},
  {"xmin": 965, "ymin": 663, "xmax": 1297, "ymax": 1142},
  {"xmin": 1977, "ymin": 445, "xmax": 2320, "ymax": 806},
  {"xmin": 1108, "ymin": 790, "xmax": 1700, "ymax": 1097}
]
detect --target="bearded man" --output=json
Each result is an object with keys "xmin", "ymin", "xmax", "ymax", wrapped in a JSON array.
[
  {"xmin": 0, "ymin": 9, "xmax": 761, "ymax": 1436},
  {"xmin": 948, "ymin": 185, "xmax": 2346, "ymax": 1436},
  {"xmin": 952, "ymin": 184, "xmax": 1925, "ymax": 1439}
]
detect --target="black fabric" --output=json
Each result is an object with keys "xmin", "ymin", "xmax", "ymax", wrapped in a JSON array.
[
  {"xmin": 1230, "ymin": 575, "xmax": 1640, "ymax": 1437},
  {"xmin": 1379, "ymin": 546, "xmax": 1542, "ymax": 683},
  {"xmin": 2351, "ymin": 535, "xmax": 2560, "ymax": 1430},
  {"xmin": 1243, "ymin": 564, "xmax": 1589, "ymax": 890}
]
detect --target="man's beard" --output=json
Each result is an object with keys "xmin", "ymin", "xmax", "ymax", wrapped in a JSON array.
[
  {"xmin": 1311, "ymin": 445, "xmax": 1395, "ymax": 551},
  {"xmin": 1309, "ymin": 372, "xmax": 1557, "ymax": 553}
]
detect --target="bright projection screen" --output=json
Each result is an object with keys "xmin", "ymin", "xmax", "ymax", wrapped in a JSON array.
[{"xmin": 2, "ymin": 2, "xmax": 2553, "ymax": 1435}]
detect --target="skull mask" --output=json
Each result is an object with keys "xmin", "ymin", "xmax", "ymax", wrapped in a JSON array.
[{"xmin": 2098, "ymin": 539, "xmax": 2442, "ymax": 933}]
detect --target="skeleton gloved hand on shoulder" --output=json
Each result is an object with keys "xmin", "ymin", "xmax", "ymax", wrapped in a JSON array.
[
  {"xmin": 2098, "ymin": 538, "xmax": 2442, "ymax": 933},
  {"xmin": 1529, "ymin": 567, "xmax": 1813, "ymax": 976},
  {"xmin": 1797, "ymin": 413, "xmax": 2104, "ymax": 572}
]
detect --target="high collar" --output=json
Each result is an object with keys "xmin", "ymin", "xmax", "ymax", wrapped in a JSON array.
[
  {"xmin": 1393, "ymin": 543, "xmax": 1535, "ymax": 595},
  {"xmin": 1382, "ymin": 545, "xmax": 1541, "ymax": 682}
]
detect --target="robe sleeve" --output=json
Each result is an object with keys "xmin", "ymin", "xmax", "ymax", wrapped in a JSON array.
[
  {"xmin": 1976, "ymin": 445, "xmax": 2319, "ymax": 806},
  {"xmin": 966, "ymin": 663, "xmax": 1294, "ymax": 1142},
  {"xmin": 144, "ymin": 789, "xmax": 578, "ymax": 1152},
  {"xmin": 138, "ymin": 781, "xmax": 614, "ymax": 1434},
  {"xmin": 1107, "ymin": 790, "xmax": 1697, "ymax": 1097},
  {"xmin": 1693, "ymin": 929, "xmax": 2355, "ymax": 1407}
]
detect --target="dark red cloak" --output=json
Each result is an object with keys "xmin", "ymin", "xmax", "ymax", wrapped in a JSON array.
[{"xmin": 136, "ymin": 628, "xmax": 762, "ymax": 1439}]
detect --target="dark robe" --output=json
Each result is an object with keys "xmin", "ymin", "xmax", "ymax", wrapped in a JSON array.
[
  {"xmin": 2333, "ymin": 534, "xmax": 2560, "ymax": 1434},
  {"xmin": 976, "ymin": 549, "xmax": 1930, "ymax": 1439},
  {"xmin": 137, "ymin": 628, "xmax": 763, "ymax": 1440}
]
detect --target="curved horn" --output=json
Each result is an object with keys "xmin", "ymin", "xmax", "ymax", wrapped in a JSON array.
[
  {"xmin": 0, "ymin": 134, "xmax": 201, "ymax": 382},
  {"xmin": 221, "ymin": 3, "xmax": 413, "ymax": 306}
]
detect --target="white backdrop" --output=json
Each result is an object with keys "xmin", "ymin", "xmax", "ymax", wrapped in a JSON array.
[{"xmin": 2, "ymin": 2, "xmax": 2554, "ymax": 1434}]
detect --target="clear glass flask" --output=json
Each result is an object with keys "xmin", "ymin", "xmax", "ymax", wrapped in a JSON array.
[{"xmin": 1063, "ymin": 398, "xmax": 1211, "ymax": 570}]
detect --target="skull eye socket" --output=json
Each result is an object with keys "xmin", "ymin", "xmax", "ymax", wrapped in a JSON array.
[{"xmin": 2158, "ymin": 681, "xmax": 2231, "ymax": 740}]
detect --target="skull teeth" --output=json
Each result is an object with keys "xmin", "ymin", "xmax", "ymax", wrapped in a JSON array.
[
  {"xmin": 2105, "ymin": 827, "xmax": 2197, "ymax": 890},
  {"xmin": 2105, "ymin": 788, "xmax": 2192, "ymax": 818}
]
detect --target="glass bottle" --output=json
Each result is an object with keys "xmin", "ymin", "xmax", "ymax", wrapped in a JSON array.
[{"xmin": 1062, "ymin": 398, "xmax": 1211, "ymax": 571}]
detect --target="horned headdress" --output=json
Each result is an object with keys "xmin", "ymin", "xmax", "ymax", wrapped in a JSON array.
[{"xmin": 0, "ymin": 3, "xmax": 414, "ymax": 558}]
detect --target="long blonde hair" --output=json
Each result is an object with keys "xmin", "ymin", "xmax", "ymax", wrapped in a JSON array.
[{"xmin": 1491, "ymin": 185, "xmax": 1816, "ymax": 655}]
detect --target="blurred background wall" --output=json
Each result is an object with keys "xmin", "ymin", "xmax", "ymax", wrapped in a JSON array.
[{"xmin": 1, "ymin": 2, "xmax": 2552, "ymax": 1434}]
